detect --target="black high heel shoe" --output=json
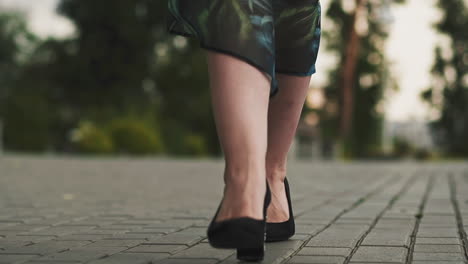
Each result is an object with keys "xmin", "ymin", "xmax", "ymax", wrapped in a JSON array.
[
  {"xmin": 265, "ymin": 177, "xmax": 295, "ymax": 242},
  {"xmin": 207, "ymin": 181, "xmax": 271, "ymax": 261}
]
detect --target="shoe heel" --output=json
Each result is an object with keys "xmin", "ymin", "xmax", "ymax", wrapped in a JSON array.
[{"xmin": 237, "ymin": 246, "xmax": 264, "ymax": 262}]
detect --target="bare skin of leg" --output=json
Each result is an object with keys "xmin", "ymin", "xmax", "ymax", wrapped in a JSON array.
[
  {"xmin": 266, "ymin": 73, "xmax": 312, "ymax": 223},
  {"xmin": 206, "ymin": 50, "xmax": 270, "ymax": 221}
]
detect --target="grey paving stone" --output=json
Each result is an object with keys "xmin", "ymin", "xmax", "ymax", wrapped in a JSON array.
[
  {"xmin": 411, "ymin": 260, "xmax": 465, "ymax": 264},
  {"xmin": 287, "ymin": 255, "xmax": 346, "ymax": 264},
  {"xmin": 416, "ymin": 228, "xmax": 459, "ymax": 238},
  {"xmin": 412, "ymin": 252, "xmax": 465, "ymax": 261},
  {"xmin": 419, "ymin": 216, "xmax": 457, "ymax": 226},
  {"xmin": 361, "ymin": 228, "xmax": 412, "ymax": 247},
  {"xmin": 295, "ymin": 217, "xmax": 336, "ymax": 225},
  {"xmin": 3, "ymin": 236, "xmax": 56, "ymax": 243},
  {"xmin": 87, "ymin": 239, "xmax": 145, "ymax": 248},
  {"xmin": 0, "ymin": 241, "xmax": 33, "ymax": 250},
  {"xmin": 306, "ymin": 226, "xmax": 368, "ymax": 248},
  {"xmin": 413, "ymin": 244, "xmax": 462, "ymax": 253},
  {"xmin": 349, "ymin": 246, "xmax": 407, "ymax": 263},
  {"xmin": 29, "ymin": 246, "xmax": 126, "ymax": 262},
  {"xmin": 116, "ymin": 219, "xmax": 162, "ymax": 225},
  {"xmin": 334, "ymin": 218, "xmax": 372, "ymax": 225},
  {"xmin": 78, "ymin": 229, "xmax": 128, "ymax": 235},
  {"xmin": 140, "ymin": 227, "xmax": 180, "ymax": 233},
  {"xmin": 415, "ymin": 237, "xmax": 461, "ymax": 245},
  {"xmin": 295, "ymin": 224, "xmax": 324, "ymax": 235},
  {"xmin": 54, "ymin": 234, "xmax": 110, "ymax": 241},
  {"xmin": 58, "ymin": 220, "xmax": 110, "ymax": 227},
  {"xmin": 2, "ymin": 156, "xmax": 467, "ymax": 263},
  {"xmin": 158, "ymin": 258, "xmax": 218, "ymax": 264},
  {"xmin": 105, "ymin": 233, "xmax": 159, "ymax": 240},
  {"xmin": 124, "ymin": 231, "xmax": 165, "ymax": 236},
  {"xmin": 87, "ymin": 252, "xmax": 169, "ymax": 264},
  {"xmin": 125, "ymin": 244, "xmax": 187, "ymax": 254},
  {"xmin": 0, "ymin": 223, "xmax": 17, "ymax": 229},
  {"xmin": 0, "ymin": 231, "xmax": 24, "ymax": 238},
  {"xmin": 144, "ymin": 234, "xmax": 203, "ymax": 246},
  {"xmin": 175, "ymin": 227, "xmax": 207, "ymax": 236},
  {"xmin": 289, "ymin": 234, "xmax": 309, "ymax": 241},
  {"xmin": 262, "ymin": 240, "xmax": 304, "ymax": 264},
  {"xmin": 1, "ymin": 240, "xmax": 91, "ymax": 255},
  {"xmin": 220, "ymin": 240, "xmax": 303, "ymax": 264},
  {"xmin": 96, "ymin": 226, "xmax": 136, "ymax": 231},
  {"xmin": 148, "ymin": 221, "xmax": 193, "ymax": 229},
  {"xmin": 170, "ymin": 243, "xmax": 233, "ymax": 260},
  {"xmin": 297, "ymin": 247, "xmax": 351, "ymax": 256},
  {"xmin": 136, "ymin": 226, "xmax": 172, "ymax": 232},
  {"xmin": 373, "ymin": 218, "xmax": 415, "ymax": 228},
  {"xmin": 0, "ymin": 254, "xmax": 39, "ymax": 263},
  {"xmin": 22, "ymin": 261, "xmax": 81, "ymax": 264},
  {"xmin": 25, "ymin": 218, "xmax": 84, "ymax": 227},
  {"xmin": 381, "ymin": 213, "xmax": 415, "ymax": 220},
  {"xmin": 20, "ymin": 226, "xmax": 94, "ymax": 236},
  {"xmin": 0, "ymin": 225, "xmax": 49, "ymax": 232}
]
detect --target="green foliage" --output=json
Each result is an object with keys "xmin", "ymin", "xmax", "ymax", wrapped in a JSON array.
[
  {"xmin": 422, "ymin": 0, "xmax": 468, "ymax": 157},
  {"xmin": 72, "ymin": 121, "xmax": 114, "ymax": 154},
  {"xmin": 156, "ymin": 40, "xmax": 220, "ymax": 156},
  {"xmin": 53, "ymin": 0, "xmax": 167, "ymax": 111},
  {"xmin": 0, "ymin": 12, "xmax": 46, "ymax": 152},
  {"xmin": 391, "ymin": 137, "xmax": 434, "ymax": 161},
  {"xmin": 183, "ymin": 133, "xmax": 208, "ymax": 156},
  {"xmin": 106, "ymin": 117, "xmax": 163, "ymax": 155},
  {"xmin": 72, "ymin": 117, "xmax": 165, "ymax": 155},
  {"xmin": 3, "ymin": 92, "xmax": 50, "ymax": 151},
  {"xmin": 414, "ymin": 148, "xmax": 432, "ymax": 161},
  {"xmin": 0, "ymin": 0, "xmax": 222, "ymax": 156},
  {"xmin": 320, "ymin": 0, "xmax": 403, "ymax": 158},
  {"xmin": 0, "ymin": 12, "xmax": 37, "ymax": 117},
  {"xmin": 392, "ymin": 137, "xmax": 411, "ymax": 158},
  {"xmin": 0, "ymin": 1, "xmax": 221, "ymax": 157},
  {"xmin": 159, "ymin": 119, "xmax": 210, "ymax": 157}
]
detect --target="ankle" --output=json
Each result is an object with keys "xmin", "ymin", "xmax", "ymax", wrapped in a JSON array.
[
  {"xmin": 266, "ymin": 164, "xmax": 286, "ymax": 184},
  {"xmin": 223, "ymin": 165, "xmax": 267, "ymax": 197},
  {"xmin": 224, "ymin": 163, "xmax": 266, "ymax": 187}
]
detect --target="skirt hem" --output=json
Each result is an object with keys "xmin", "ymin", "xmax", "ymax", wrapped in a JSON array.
[{"xmin": 168, "ymin": 28, "xmax": 280, "ymax": 98}]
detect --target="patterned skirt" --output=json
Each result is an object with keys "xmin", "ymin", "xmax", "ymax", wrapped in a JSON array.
[{"xmin": 166, "ymin": 0, "xmax": 322, "ymax": 98}]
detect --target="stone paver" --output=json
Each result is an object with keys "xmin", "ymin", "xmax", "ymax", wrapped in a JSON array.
[
  {"xmin": 297, "ymin": 247, "xmax": 351, "ymax": 256},
  {"xmin": 412, "ymin": 252, "xmax": 465, "ymax": 261},
  {"xmin": 288, "ymin": 255, "xmax": 345, "ymax": 264},
  {"xmin": 0, "ymin": 155, "xmax": 467, "ymax": 263},
  {"xmin": 349, "ymin": 246, "xmax": 408, "ymax": 263}
]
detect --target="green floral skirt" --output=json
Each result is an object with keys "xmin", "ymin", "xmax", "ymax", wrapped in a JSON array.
[{"xmin": 166, "ymin": 0, "xmax": 322, "ymax": 98}]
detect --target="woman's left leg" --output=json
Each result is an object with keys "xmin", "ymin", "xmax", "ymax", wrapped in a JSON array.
[{"xmin": 266, "ymin": 73, "xmax": 312, "ymax": 223}]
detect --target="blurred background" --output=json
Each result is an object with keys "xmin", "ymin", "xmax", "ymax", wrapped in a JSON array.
[{"xmin": 0, "ymin": 0, "xmax": 466, "ymax": 161}]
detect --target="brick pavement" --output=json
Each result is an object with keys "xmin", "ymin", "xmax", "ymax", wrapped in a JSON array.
[{"xmin": 0, "ymin": 155, "xmax": 467, "ymax": 263}]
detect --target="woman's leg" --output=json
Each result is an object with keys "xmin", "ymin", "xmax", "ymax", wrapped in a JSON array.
[
  {"xmin": 206, "ymin": 50, "xmax": 270, "ymax": 221},
  {"xmin": 266, "ymin": 73, "xmax": 312, "ymax": 222}
]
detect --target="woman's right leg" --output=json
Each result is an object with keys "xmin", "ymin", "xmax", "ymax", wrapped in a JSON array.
[
  {"xmin": 206, "ymin": 50, "xmax": 271, "ymax": 221},
  {"xmin": 266, "ymin": 74, "xmax": 312, "ymax": 223}
]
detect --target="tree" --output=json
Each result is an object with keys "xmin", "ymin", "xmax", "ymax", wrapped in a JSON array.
[
  {"xmin": 320, "ymin": 0, "xmax": 403, "ymax": 158},
  {"xmin": 0, "ymin": 11, "xmax": 36, "ymax": 117},
  {"xmin": 422, "ymin": 0, "xmax": 468, "ymax": 157},
  {"xmin": 2, "ymin": 0, "xmax": 220, "ymax": 155},
  {"xmin": 55, "ymin": 0, "xmax": 167, "ymax": 112},
  {"xmin": 55, "ymin": 0, "xmax": 221, "ymax": 155},
  {"xmin": 0, "ymin": 11, "xmax": 40, "ymax": 150}
]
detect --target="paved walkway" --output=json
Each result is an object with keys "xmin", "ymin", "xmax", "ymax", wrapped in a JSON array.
[{"xmin": 0, "ymin": 155, "xmax": 467, "ymax": 264}]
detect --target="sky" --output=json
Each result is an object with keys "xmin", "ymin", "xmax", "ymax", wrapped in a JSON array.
[
  {"xmin": 0, "ymin": 0, "xmax": 444, "ymax": 122},
  {"xmin": 384, "ymin": 0, "xmax": 442, "ymax": 122}
]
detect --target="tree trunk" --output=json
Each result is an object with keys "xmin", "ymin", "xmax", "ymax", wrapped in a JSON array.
[{"xmin": 339, "ymin": 0, "xmax": 366, "ymax": 139}]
